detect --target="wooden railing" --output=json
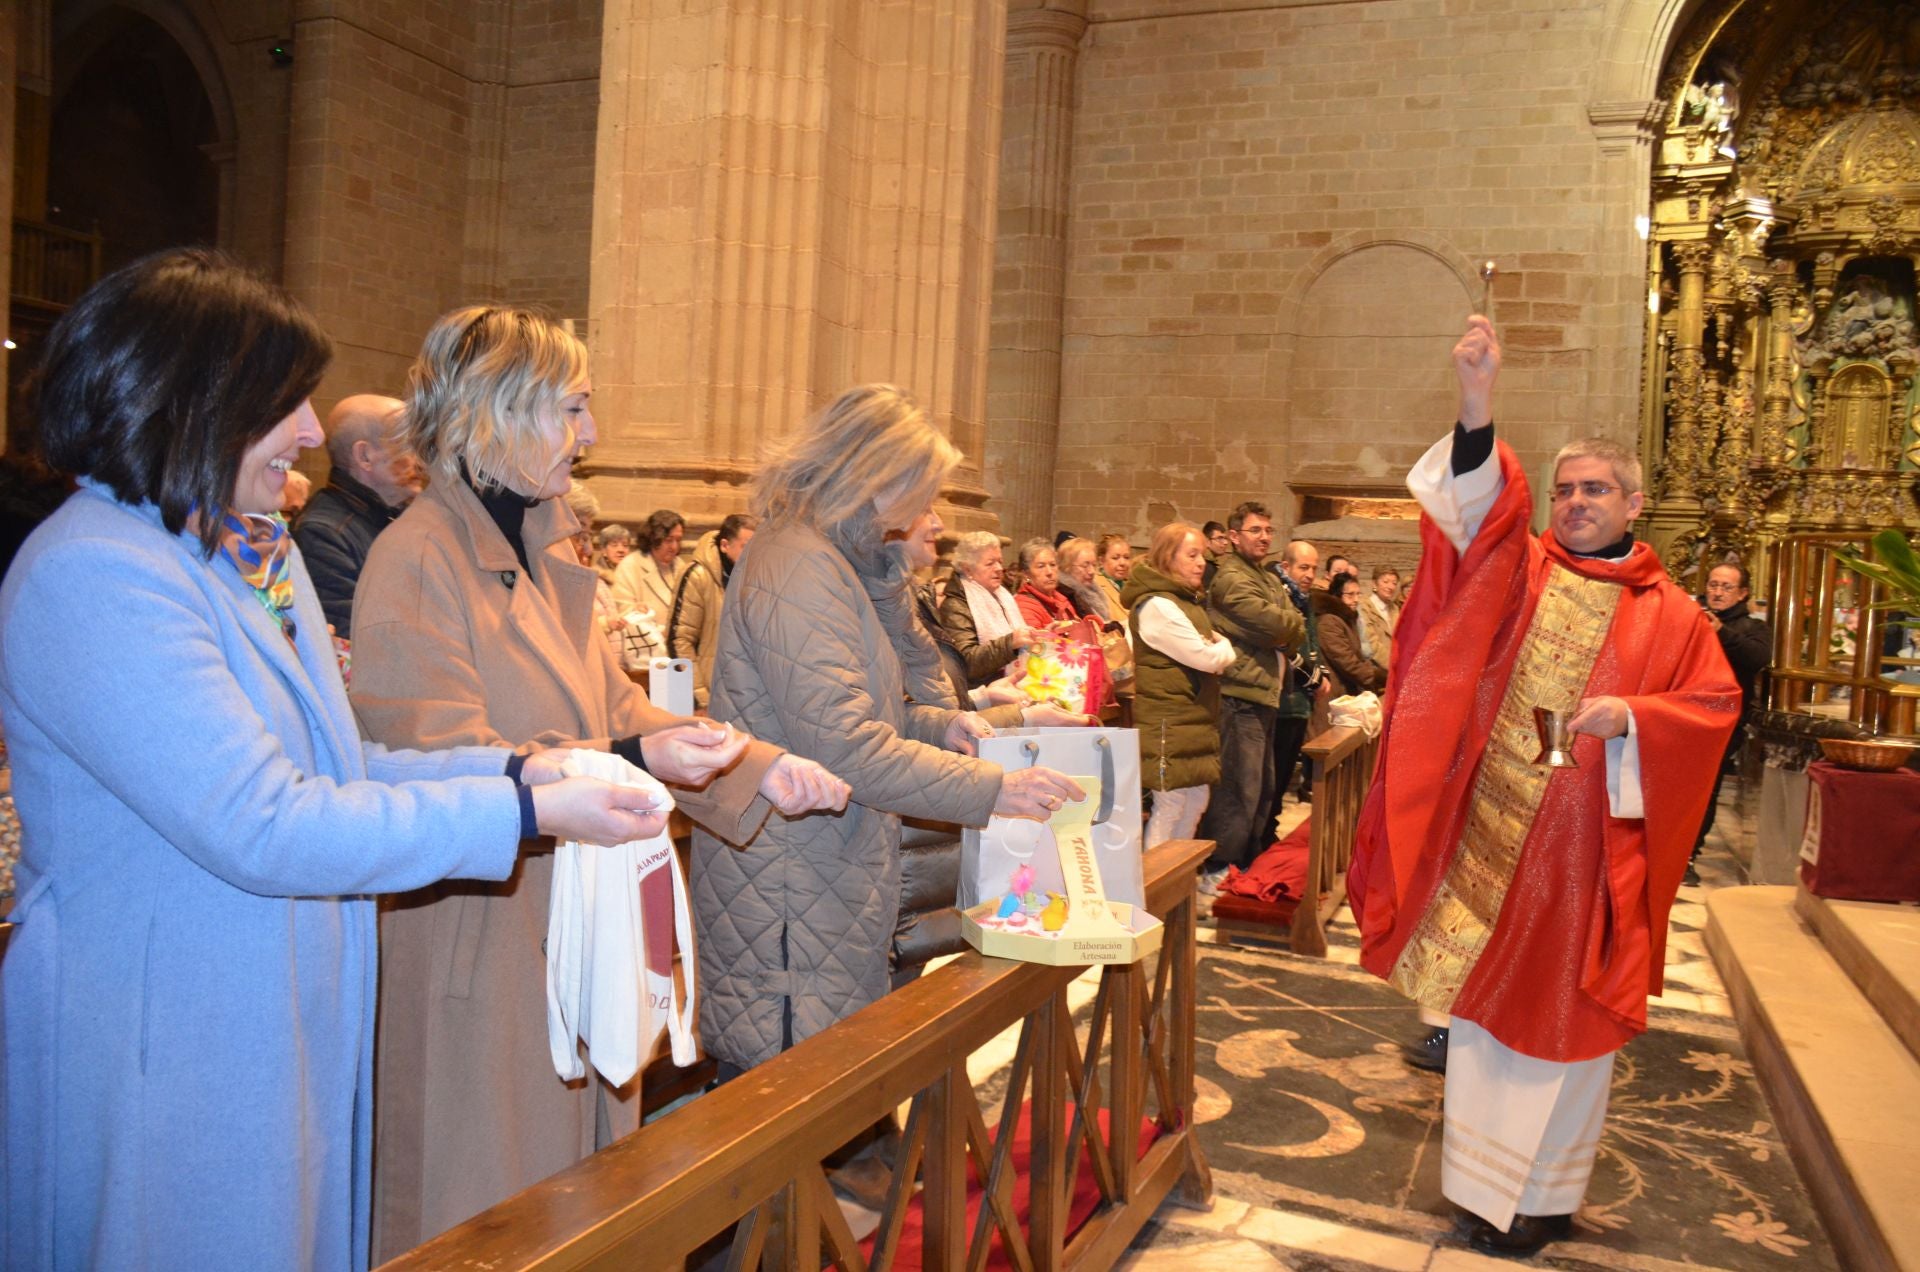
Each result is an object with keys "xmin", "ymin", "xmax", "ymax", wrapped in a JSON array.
[
  {"xmin": 1289, "ymin": 725, "xmax": 1379, "ymax": 957},
  {"xmin": 10, "ymin": 219, "xmax": 102, "ymax": 310},
  {"xmin": 381, "ymin": 837, "xmax": 1215, "ymax": 1271}
]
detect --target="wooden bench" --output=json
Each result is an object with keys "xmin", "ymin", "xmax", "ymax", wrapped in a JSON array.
[{"xmin": 1211, "ymin": 725, "xmax": 1379, "ymax": 957}]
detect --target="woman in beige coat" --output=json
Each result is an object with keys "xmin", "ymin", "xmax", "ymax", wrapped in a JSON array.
[
  {"xmin": 349, "ymin": 306, "xmax": 849, "ymax": 1260},
  {"xmin": 609, "ymin": 507, "xmax": 687, "ymax": 648},
  {"xmin": 694, "ymin": 384, "xmax": 1083, "ymax": 1073}
]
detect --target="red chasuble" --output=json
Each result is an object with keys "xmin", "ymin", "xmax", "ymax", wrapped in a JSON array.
[{"xmin": 1348, "ymin": 441, "xmax": 1739, "ymax": 1062}]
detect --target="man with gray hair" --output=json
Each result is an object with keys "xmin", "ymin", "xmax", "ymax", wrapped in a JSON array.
[
  {"xmin": 293, "ymin": 394, "xmax": 422, "ymax": 638},
  {"xmin": 1348, "ymin": 315, "xmax": 1738, "ymax": 1257}
]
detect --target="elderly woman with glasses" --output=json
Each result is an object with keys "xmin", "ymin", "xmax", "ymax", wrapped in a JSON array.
[
  {"xmin": 938, "ymin": 529, "xmax": 1044, "ymax": 686},
  {"xmin": 347, "ymin": 305, "xmax": 850, "ymax": 1257},
  {"xmin": 1013, "ymin": 536, "xmax": 1083, "ymax": 627},
  {"xmin": 0, "ymin": 251, "xmax": 664, "ymax": 1269},
  {"xmin": 694, "ymin": 384, "xmax": 1083, "ymax": 1075}
]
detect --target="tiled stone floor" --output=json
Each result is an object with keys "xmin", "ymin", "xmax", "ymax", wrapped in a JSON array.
[{"xmin": 1113, "ymin": 773, "xmax": 1824, "ymax": 1271}]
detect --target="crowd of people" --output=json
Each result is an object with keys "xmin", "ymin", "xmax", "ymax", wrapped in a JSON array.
[{"xmin": 0, "ymin": 250, "xmax": 1764, "ymax": 1267}]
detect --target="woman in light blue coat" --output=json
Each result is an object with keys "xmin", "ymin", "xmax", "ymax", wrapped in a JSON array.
[{"xmin": 0, "ymin": 249, "xmax": 664, "ymax": 1271}]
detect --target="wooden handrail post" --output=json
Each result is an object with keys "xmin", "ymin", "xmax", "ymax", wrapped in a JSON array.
[
  {"xmin": 1107, "ymin": 961, "xmax": 1141, "ymax": 1199},
  {"xmin": 923, "ymin": 1062, "xmax": 968, "ymax": 1271},
  {"xmin": 1026, "ymin": 1001, "xmax": 1067, "ymax": 1272},
  {"xmin": 1168, "ymin": 885, "xmax": 1212, "ymax": 1209},
  {"xmin": 767, "ymin": 1171, "xmax": 818, "ymax": 1272}
]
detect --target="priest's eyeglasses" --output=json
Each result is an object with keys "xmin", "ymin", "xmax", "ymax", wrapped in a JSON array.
[{"xmin": 1549, "ymin": 480, "xmax": 1621, "ymax": 501}]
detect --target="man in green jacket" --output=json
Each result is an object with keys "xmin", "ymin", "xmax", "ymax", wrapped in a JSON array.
[{"xmin": 1196, "ymin": 501, "xmax": 1305, "ymax": 887}]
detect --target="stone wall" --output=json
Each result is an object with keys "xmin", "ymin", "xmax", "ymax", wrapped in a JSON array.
[
  {"xmin": 284, "ymin": 2, "xmax": 500, "ymax": 415},
  {"xmin": 280, "ymin": 0, "xmax": 600, "ymax": 479},
  {"xmin": 499, "ymin": 0, "xmax": 601, "ymax": 319},
  {"xmin": 1044, "ymin": 0, "xmax": 1654, "ymax": 545}
]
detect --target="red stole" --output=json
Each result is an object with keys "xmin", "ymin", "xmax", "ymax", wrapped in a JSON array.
[{"xmin": 1348, "ymin": 442, "xmax": 1739, "ymax": 1061}]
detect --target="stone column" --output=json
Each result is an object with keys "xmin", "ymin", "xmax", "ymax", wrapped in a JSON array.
[
  {"xmin": 1585, "ymin": 100, "xmax": 1663, "ymax": 436},
  {"xmin": 1663, "ymin": 240, "xmax": 1714, "ymax": 500},
  {"xmin": 583, "ymin": 0, "xmax": 1008, "ymax": 532},
  {"xmin": 981, "ymin": 4, "xmax": 1087, "ymax": 543}
]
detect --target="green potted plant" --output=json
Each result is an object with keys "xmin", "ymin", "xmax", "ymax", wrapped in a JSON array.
[
  {"xmin": 1827, "ymin": 529, "xmax": 1920, "ymax": 764},
  {"xmin": 1833, "ymin": 529, "xmax": 1920, "ymax": 629}
]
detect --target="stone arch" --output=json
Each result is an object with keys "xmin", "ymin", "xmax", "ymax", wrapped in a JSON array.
[
  {"xmin": 54, "ymin": 0, "xmax": 238, "ymax": 144},
  {"xmin": 51, "ymin": 0, "xmax": 243, "ymax": 258},
  {"xmin": 1277, "ymin": 233, "xmax": 1478, "ymax": 486},
  {"xmin": 1281, "ymin": 229, "xmax": 1483, "ymax": 318},
  {"xmin": 1591, "ymin": 0, "xmax": 1716, "ymax": 106}
]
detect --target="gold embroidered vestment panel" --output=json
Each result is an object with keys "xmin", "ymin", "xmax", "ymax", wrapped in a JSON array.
[{"xmin": 1387, "ymin": 565, "xmax": 1622, "ymax": 1013}]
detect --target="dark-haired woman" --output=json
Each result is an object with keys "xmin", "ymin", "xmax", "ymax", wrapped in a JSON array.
[
  {"xmin": 609, "ymin": 506, "xmax": 687, "ymax": 658},
  {"xmin": 1314, "ymin": 570, "xmax": 1387, "ymax": 695},
  {"xmin": 0, "ymin": 249, "xmax": 661, "ymax": 1269}
]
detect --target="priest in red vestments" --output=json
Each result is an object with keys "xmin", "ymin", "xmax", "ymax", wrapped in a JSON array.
[{"xmin": 1348, "ymin": 315, "xmax": 1739, "ymax": 1257}]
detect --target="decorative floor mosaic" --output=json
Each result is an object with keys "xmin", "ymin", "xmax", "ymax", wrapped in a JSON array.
[{"xmin": 1115, "ymin": 780, "xmax": 1835, "ymax": 1270}]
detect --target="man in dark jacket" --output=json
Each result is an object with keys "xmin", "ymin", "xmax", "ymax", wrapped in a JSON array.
[
  {"xmin": 1694, "ymin": 561, "xmax": 1771, "ymax": 857},
  {"xmin": 1196, "ymin": 501, "xmax": 1305, "ymax": 887},
  {"xmin": 293, "ymin": 395, "xmax": 419, "ymax": 638},
  {"xmin": 1270, "ymin": 540, "xmax": 1328, "ymax": 815}
]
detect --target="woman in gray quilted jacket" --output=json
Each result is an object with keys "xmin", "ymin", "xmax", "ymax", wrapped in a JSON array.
[{"xmin": 692, "ymin": 384, "xmax": 1085, "ymax": 1074}]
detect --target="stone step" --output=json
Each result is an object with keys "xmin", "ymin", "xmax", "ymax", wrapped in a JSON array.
[
  {"xmin": 1794, "ymin": 889, "xmax": 1920, "ymax": 1067},
  {"xmin": 1705, "ymin": 886, "xmax": 1920, "ymax": 1272}
]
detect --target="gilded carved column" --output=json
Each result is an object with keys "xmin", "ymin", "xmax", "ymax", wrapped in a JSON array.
[
  {"xmin": 584, "ymin": 0, "xmax": 1008, "ymax": 530},
  {"xmin": 1714, "ymin": 316, "xmax": 1757, "ymax": 513},
  {"xmin": 1663, "ymin": 241, "xmax": 1714, "ymax": 500},
  {"xmin": 981, "ymin": 4, "xmax": 1088, "ymax": 543},
  {"xmin": 1760, "ymin": 263, "xmax": 1799, "ymax": 461}
]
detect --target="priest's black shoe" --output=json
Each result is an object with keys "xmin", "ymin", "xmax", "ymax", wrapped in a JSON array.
[
  {"xmin": 1404, "ymin": 1025, "xmax": 1448, "ymax": 1072},
  {"xmin": 1468, "ymin": 1212, "xmax": 1572, "ymax": 1257}
]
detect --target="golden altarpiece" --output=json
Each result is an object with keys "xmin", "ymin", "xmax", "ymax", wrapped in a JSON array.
[{"xmin": 1644, "ymin": 0, "xmax": 1920, "ymax": 733}]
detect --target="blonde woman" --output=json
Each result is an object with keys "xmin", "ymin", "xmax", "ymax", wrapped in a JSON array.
[
  {"xmin": 1096, "ymin": 533, "xmax": 1133, "ymax": 616},
  {"xmin": 1122, "ymin": 523, "xmax": 1234, "ymax": 846},
  {"xmin": 938, "ymin": 529, "xmax": 1043, "ymax": 685},
  {"xmin": 348, "ymin": 305, "xmax": 849, "ymax": 1257},
  {"xmin": 1056, "ymin": 536, "xmax": 1114, "ymax": 622},
  {"xmin": 695, "ymin": 384, "xmax": 1083, "ymax": 1075}
]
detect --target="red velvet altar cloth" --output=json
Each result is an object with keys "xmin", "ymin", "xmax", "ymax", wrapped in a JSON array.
[
  {"xmin": 1799, "ymin": 760, "xmax": 1920, "ymax": 903},
  {"xmin": 1347, "ymin": 440, "xmax": 1739, "ymax": 1063}
]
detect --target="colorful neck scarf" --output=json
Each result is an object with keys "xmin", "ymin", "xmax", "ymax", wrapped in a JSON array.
[{"xmin": 215, "ymin": 510, "xmax": 297, "ymax": 645}]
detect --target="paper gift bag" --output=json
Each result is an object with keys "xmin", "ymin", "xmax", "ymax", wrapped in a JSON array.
[
  {"xmin": 545, "ymin": 751, "xmax": 697, "ymax": 1088},
  {"xmin": 648, "ymin": 657, "xmax": 695, "ymax": 717},
  {"xmin": 960, "ymin": 727, "xmax": 1143, "ymax": 913},
  {"xmin": 1015, "ymin": 618, "xmax": 1111, "ymax": 714},
  {"xmin": 961, "ymin": 776, "xmax": 1163, "ymax": 966}
]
